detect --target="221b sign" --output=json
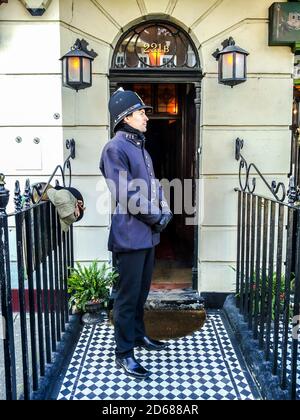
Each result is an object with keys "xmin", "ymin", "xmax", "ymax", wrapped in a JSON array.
[{"xmin": 269, "ymin": 2, "xmax": 300, "ymax": 46}]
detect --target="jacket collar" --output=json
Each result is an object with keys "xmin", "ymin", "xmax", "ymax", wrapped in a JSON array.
[{"xmin": 117, "ymin": 130, "xmax": 145, "ymax": 149}]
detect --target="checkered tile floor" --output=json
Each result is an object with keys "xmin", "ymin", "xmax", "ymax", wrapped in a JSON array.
[{"xmin": 56, "ymin": 311, "xmax": 260, "ymax": 400}]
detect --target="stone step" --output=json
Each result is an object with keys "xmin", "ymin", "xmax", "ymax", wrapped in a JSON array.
[{"xmin": 145, "ymin": 288, "xmax": 204, "ymax": 311}]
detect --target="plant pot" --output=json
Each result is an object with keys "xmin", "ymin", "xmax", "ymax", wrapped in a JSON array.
[{"xmin": 81, "ymin": 300, "xmax": 106, "ymax": 325}]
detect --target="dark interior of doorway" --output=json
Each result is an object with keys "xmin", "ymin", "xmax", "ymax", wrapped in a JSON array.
[{"xmin": 122, "ymin": 83, "xmax": 196, "ymax": 289}]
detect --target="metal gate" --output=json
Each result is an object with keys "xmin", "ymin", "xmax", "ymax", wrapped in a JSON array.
[
  {"xmin": 234, "ymin": 138, "xmax": 300, "ymax": 400},
  {"xmin": 0, "ymin": 140, "xmax": 79, "ymax": 400}
]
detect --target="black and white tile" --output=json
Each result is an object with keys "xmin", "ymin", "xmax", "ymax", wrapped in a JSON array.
[{"xmin": 57, "ymin": 311, "xmax": 259, "ymax": 400}]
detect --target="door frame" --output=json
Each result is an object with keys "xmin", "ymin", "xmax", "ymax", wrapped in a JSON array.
[{"xmin": 109, "ymin": 71, "xmax": 203, "ymax": 290}]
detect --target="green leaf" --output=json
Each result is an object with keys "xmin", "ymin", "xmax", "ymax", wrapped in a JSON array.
[{"xmin": 67, "ymin": 260, "xmax": 118, "ymax": 312}]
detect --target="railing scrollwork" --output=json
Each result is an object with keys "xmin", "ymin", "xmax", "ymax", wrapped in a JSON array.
[
  {"xmin": 31, "ymin": 139, "xmax": 76, "ymax": 205},
  {"xmin": 235, "ymin": 137, "xmax": 289, "ymax": 203}
]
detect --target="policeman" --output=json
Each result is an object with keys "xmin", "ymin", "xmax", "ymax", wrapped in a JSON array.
[{"xmin": 100, "ymin": 88, "xmax": 172, "ymax": 379}]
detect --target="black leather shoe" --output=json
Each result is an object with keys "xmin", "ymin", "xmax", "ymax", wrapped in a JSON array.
[
  {"xmin": 135, "ymin": 336, "xmax": 168, "ymax": 351},
  {"xmin": 115, "ymin": 356, "xmax": 150, "ymax": 379}
]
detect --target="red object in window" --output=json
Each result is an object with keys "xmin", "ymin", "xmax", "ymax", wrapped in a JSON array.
[{"xmin": 148, "ymin": 50, "xmax": 163, "ymax": 66}]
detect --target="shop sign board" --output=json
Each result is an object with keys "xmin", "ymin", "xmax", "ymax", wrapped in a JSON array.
[{"xmin": 269, "ymin": 2, "xmax": 300, "ymax": 46}]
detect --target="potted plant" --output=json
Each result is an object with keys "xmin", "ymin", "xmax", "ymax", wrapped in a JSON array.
[
  {"xmin": 231, "ymin": 265, "xmax": 295, "ymax": 321},
  {"xmin": 68, "ymin": 260, "xmax": 118, "ymax": 324}
]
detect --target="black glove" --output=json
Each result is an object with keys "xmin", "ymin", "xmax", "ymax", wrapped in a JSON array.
[{"xmin": 152, "ymin": 211, "xmax": 173, "ymax": 233}]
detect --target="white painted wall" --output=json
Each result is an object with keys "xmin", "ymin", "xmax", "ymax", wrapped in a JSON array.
[
  {"xmin": 0, "ymin": 0, "xmax": 293, "ymax": 294},
  {"xmin": 0, "ymin": 0, "xmax": 65, "ymax": 223}
]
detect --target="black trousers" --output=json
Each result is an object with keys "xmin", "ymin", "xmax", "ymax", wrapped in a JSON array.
[{"xmin": 113, "ymin": 247, "xmax": 155, "ymax": 358}]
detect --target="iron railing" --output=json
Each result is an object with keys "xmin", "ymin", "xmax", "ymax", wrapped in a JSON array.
[
  {"xmin": 235, "ymin": 138, "xmax": 300, "ymax": 400},
  {"xmin": 0, "ymin": 140, "xmax": 77, "ymax": 400}
]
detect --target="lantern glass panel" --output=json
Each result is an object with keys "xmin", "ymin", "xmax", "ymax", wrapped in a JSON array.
[
  {"xmin": 222, "ymin": 53, "xmax": 234, "ymax": 80},
  {"xmin": 82, "ymin": 58, "xmax": 91, "ymax": 84},
  {"xmin": 235, "ymin": 53, "xmax": 245, "ymax": 79},
  {"xmin": 68, "ymin": 57, "xmax": 81, "ymax": 82},
  {"xmin": 63, "ymin": 58, "xmax": 67, "ymax": 85}
]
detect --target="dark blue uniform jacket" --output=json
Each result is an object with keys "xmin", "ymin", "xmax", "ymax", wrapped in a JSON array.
[{"xmin": 100, "ymin": 130, "xmax": 169, "ymax": 253}]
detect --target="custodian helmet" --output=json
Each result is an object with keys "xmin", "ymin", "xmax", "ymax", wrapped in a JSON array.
[{"xmin": 109, "ymin": 87, "xmax": 152, "ymax": 131}]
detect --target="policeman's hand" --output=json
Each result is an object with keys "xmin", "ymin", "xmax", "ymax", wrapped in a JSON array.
[{"xmin": 152, "ymin": 211, "xmax": 173, "ymax": 233}]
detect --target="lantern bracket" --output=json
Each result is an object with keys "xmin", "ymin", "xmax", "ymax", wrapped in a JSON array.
[{"xmin": 72, "ymin": 38, "xmax": 98, "ymax": 59}]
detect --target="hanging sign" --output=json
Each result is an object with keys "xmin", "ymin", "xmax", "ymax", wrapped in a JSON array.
[{"xmin": 269, "ymin": 2, "xmax": 300, "ymax": 46}]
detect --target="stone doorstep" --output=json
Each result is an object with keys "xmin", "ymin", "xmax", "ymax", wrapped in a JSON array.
[{"xmin": 145, "ymin": 288, "xmax": 205, "ymax": 311}]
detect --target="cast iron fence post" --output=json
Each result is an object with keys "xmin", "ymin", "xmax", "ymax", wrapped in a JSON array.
[
  {"xmin": 15, "ymin": 180, "xmax": 30, "ymax": 400},
  {"xmin": 0, "ymin": 174, "xmax": 17, "ymax": 400},
  {"xmin": 291, "ymin": 207, "xmax": 300, "ymax": 400}
]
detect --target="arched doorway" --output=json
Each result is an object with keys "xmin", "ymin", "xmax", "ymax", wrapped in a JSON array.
[{"xmin": 109, "ymin": 20, "xmax": 202, "ymax": 290}]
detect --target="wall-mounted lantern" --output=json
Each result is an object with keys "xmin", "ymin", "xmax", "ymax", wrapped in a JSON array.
[
  {"xmin": 19, "ymin": 0, "xmax": 52, "ymax": 16},
  {"xmin": 212, "ymin": 37, "xmax": 249, "ymax": 87},
  {"xmin": 60, "ymin": 39, "xmax": 98, "ymax": 92}
]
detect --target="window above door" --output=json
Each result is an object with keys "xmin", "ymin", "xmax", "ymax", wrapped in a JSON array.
[{"xmin": 112, "ymin": 21, "xmax": 200, "ymax": 70}]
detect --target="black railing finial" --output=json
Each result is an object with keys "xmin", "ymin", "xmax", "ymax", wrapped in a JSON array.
[
  {"xmin": 14, "ymin": 181, "xmax": 22, "ymax": 213},
  {"xmin": 23, "ymin": 179, "xmax": 31, "ymax": 210},
  {"xmin": 0, "ymin": 173, "xmax": 10, "ymax": 215},
  {"xmin": 287, "ymin": 175, "xmax": 300, "ymax": 206}
]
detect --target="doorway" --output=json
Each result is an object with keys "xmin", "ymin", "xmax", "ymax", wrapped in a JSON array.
[{"xmin": 122, "ymin": 83, "xmax": 196, "ymax": 289}]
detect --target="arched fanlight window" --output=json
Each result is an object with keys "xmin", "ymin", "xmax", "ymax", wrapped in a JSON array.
[{"xmin": 112, "ymin": 22, "xmax": 200, "ymax": 70}]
